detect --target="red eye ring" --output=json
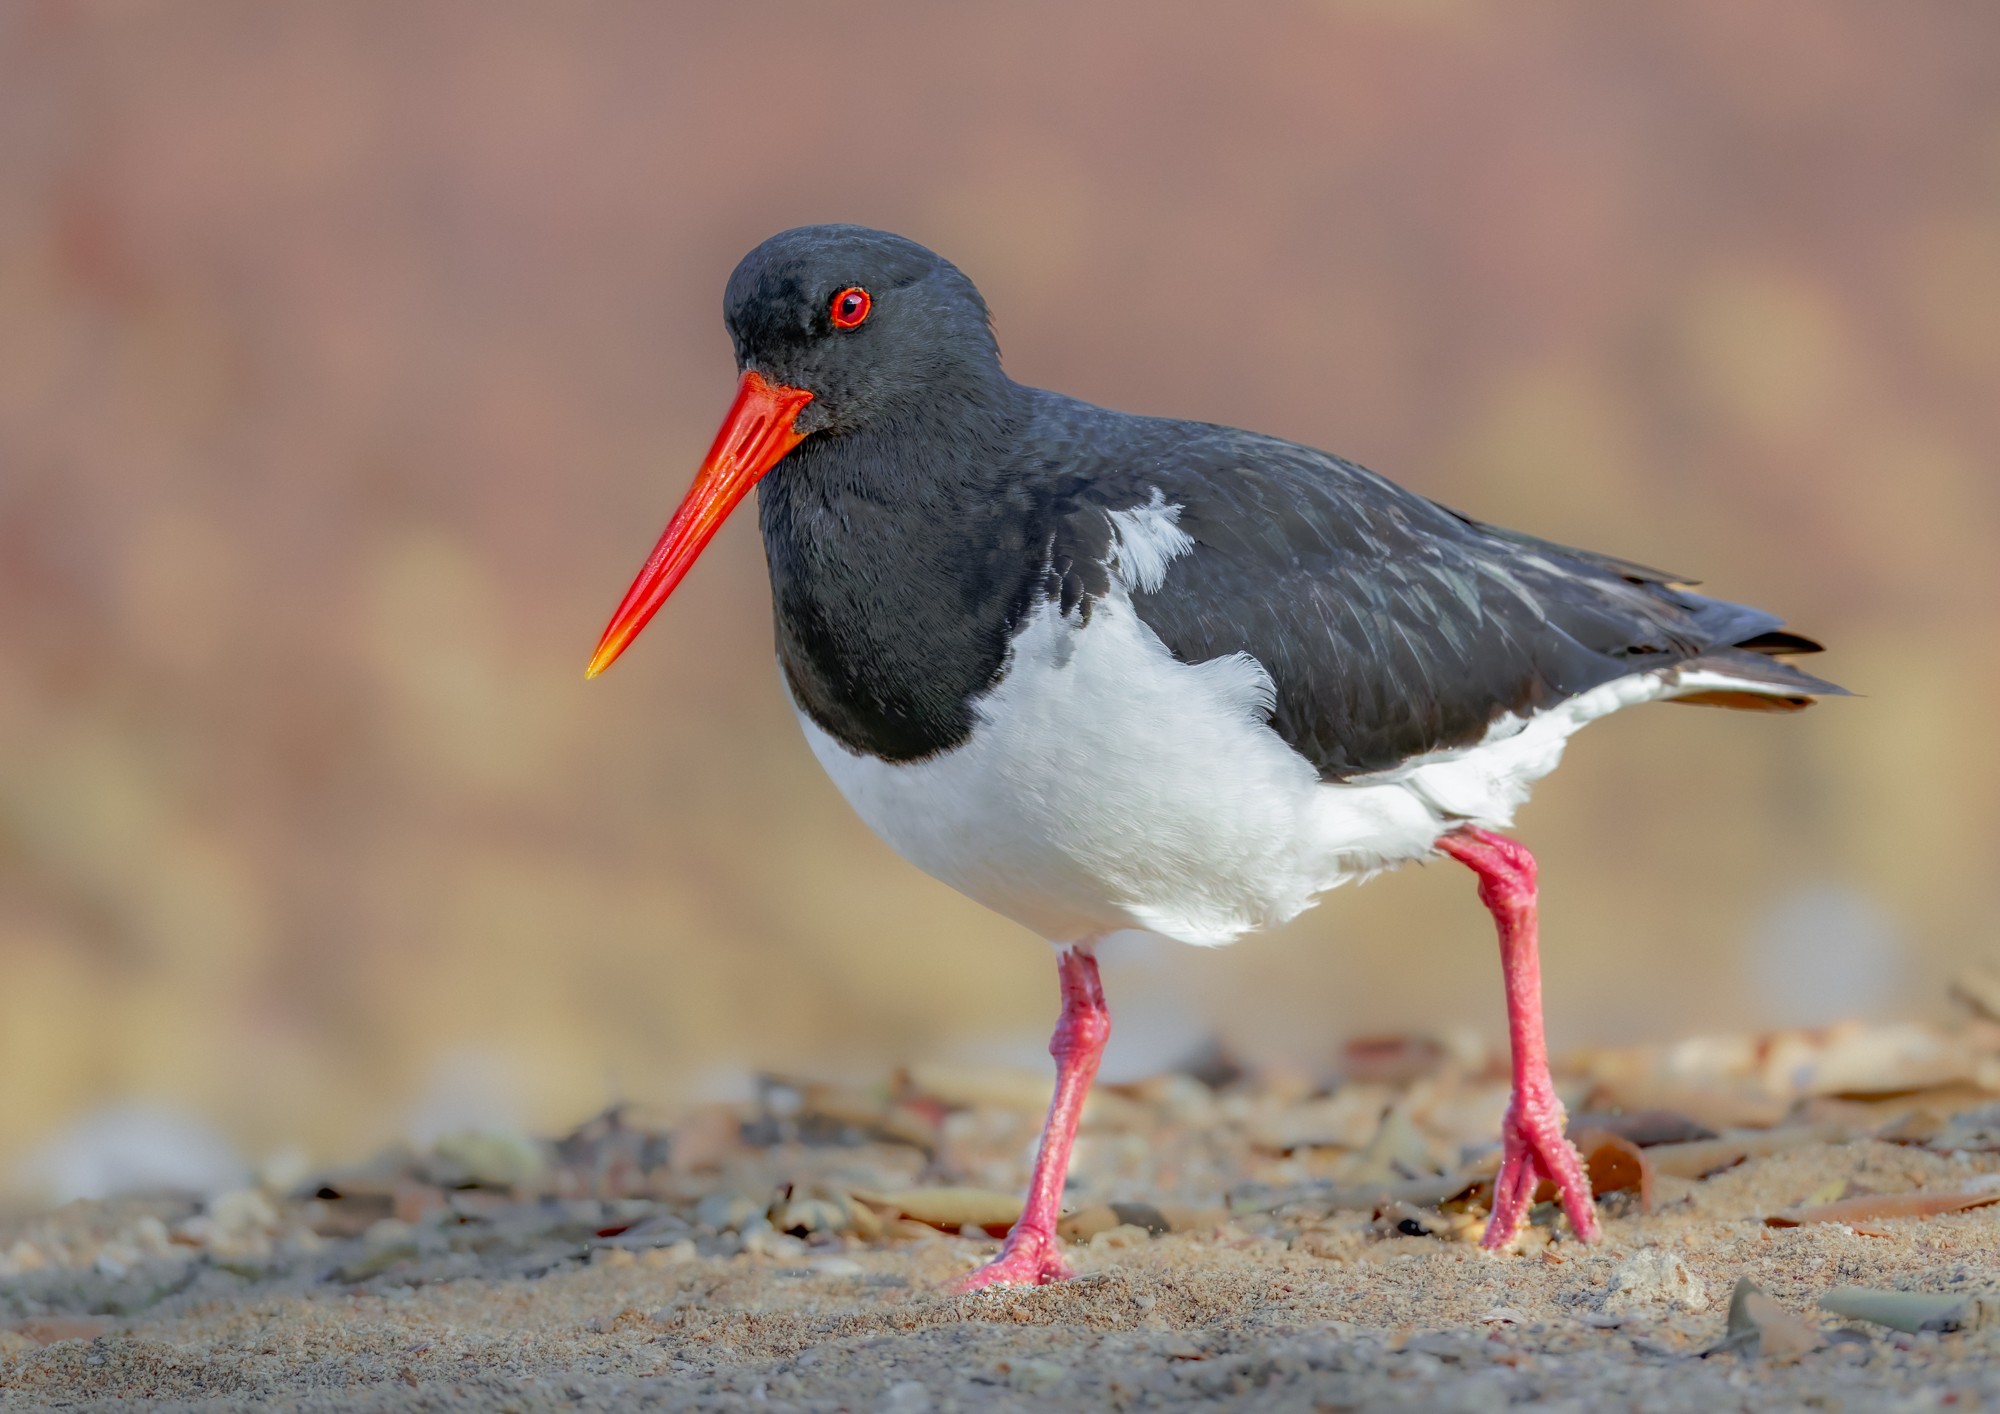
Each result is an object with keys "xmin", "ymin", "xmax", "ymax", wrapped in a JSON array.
[{"xmin": 830, "ymin": 286, "xmax": 871, "ymax": 329}]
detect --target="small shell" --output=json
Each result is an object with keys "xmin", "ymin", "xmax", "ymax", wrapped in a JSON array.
[
  {"xmin": 1087, "ymin": 1223, "xmax": 1153, "ymax": 1250},
  {"xmin": 1819, "ymin": 1287, "xmax": 1983, "ymax": 1334},
  {"xmin": 773, "ymin": 1194, "xmax": 854, "ymax": 1236},
  {"xmin": 693, "ymin": 1191, "xmax": 769, "ymax": 1233},
  {"xmin": 1715, "ymin": 1278, "xmax": 1822, "ymax": 1363}
]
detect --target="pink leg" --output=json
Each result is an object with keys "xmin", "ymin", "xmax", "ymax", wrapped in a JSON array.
[
  {"xmin": 957, "ymin": 946, "xmax": 1110, "ymax": 1291},
  {"xmin": 1438, "ymin": 827, "xmax": 1600, "ymax": 1249}
]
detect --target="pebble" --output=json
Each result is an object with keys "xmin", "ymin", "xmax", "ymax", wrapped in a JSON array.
[{"xmin": 1601, "ymin": 1248, "xmax": 1710, "ymax": 1315}]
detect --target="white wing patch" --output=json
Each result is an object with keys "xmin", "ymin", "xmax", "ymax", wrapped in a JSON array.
[{"xmin": 1105, "ymin": 491, "xmax": 1194, "ymax": 594}]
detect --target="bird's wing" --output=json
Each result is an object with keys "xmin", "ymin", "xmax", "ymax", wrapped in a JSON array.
[{"xmin": 1055, "ymin": 422, "xmax": 1837, "ymax": 781}]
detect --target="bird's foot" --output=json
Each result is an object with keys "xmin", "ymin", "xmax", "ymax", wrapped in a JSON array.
[
  {"xmin": 955, "ymin": 1227, "xmax": 1074, "ymax": 1292},
  {"xmin": 1481, "ymin": 1084, "xmax": 1600, "ymax": 1250}
]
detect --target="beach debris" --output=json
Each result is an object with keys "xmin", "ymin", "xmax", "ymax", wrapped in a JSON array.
[
  {"xmin": 392, "ymin": 1180, "xmax": 445, "ymax": 1224},
  {"xmin": 7, "ymin": 1015, "xmax": 2000, "ymax": 1312},
  {"xmin": 549, "ymin": 1106, "xmax": 672, "ymax": 1196},
  {"xmin": 1338, "ymin": 1035, "xmax": 1448, "ymax": 1085},
  {"xmin": 772, "ymin": 1187, "xmax": 862, "ymax": 1237},
  {"xmin": 1573, "ymin": 1018, "xmax": 2000, "ymax": 1126},
  {"xmin": 1339, "ymin": 1095, "xmax": 1453, "ymax": 1181},
  {"xmin": 1565, "ymin": 1109, "xmax": 1715, "ymax": 1147},
  {"xmin": 907, "ymin": 1062, "xmax": 1145, "ymax": 1128},
  {"xmin": 1574, "ymin": 1130, "xmax": 1656, "ymax": 1210},
  {"xmin": 694, "ymin": 1190, "xmax": 770, "ymax": 1232},
  {"xmin": 176, "ymin": 1188, "xmax": 284, "ymax": 1261},
  {"xmin": 1818, "ymin": 1286, "xmax": 1995, "ymax": 1334},
  {"xmin": 1765, "ymin": 1186, "xmax": 2000, "ymax": 1227},
  {"xmin": 852, "ymin": 1186, "xmax": 1023, "ymax": 1234},
  {"xmin": 1005, "ymin": 1357, "xmax": 1068, "ymax": 1394},
  {"xmin": 1373, "ymin": 1202, "xmax": 1484, "ymax": 1243},
  {"xmin": 1645, "ymin": 1122, "xmax": 1856, "ymax": 1179},
  {"xmin": 427, "ymin": 1128, "xmax": 544, "ymax": 1190},
  {"xmin": 1246, "ymin": 1084, "xmax": 1392, "ymax": 1151},
  {"xmin": 1926, "ymin": 1104, "xmax": 2000, "ymax": 1153},
  {"xmin": 1873, "ymin": 1109, "xmax": 1949, "ymax": 1145},
  {"xmin": 1601, "ymin": 1248, "xmax": 1710, "ymax": 1314},
  {"xmin": 1707, "ymin": 1278, "xmax": 1823, "ymax": 1362},
  {"xmin": 666, "ymin": 1105, "xmax": 745, "ymax": 1173},
  {"xmin": 1087, "ymin": 1222, "xmax": 1154, "ymax": 1250}
]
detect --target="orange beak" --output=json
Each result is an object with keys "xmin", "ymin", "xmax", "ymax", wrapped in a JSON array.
[{"xmin": 586, "ymin": 370, "xmax": 814, "ymax": 679}]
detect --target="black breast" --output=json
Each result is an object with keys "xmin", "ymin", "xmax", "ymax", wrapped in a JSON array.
[{"xmin": 754, "ymin": 391, "xmax": 1053, "ymax": 761}]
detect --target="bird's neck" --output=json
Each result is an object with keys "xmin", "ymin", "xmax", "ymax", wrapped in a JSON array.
[{"xmin": 755, "ymin": 375, "xmax": 1047, "ymax": 762}]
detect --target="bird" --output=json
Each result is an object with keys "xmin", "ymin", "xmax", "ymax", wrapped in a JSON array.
[{"xmin": 586, "ymin": 225, "xmax": 1843, "ymax": 1291}]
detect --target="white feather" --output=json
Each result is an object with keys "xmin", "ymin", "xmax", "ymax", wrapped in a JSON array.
[{"xmin": 1103, "ymin": 491, "xmax": 1194, "ymax": 594}]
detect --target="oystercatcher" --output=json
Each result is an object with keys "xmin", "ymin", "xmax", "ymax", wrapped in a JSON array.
[{"xmin": 588, "ymin": 226, "xmax": 1842, "ymax": 1289}]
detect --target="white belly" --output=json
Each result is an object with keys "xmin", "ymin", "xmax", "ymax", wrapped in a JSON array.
[
  {"xmin": 797, "ymin": 590, "xmax": 1346, "ymax": 945},
  {"xmin": 797, "ymin": 582, "xmax": 1660, "ymax": 946},
  {"xmin": 791, "ymin": 500, "xmax": 1719, "ymax": 947}
]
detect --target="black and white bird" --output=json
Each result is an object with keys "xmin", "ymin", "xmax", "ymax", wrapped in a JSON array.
[{"xmin": 588, "ymin": 225, "xmax": 1842, "ymax": 1289}]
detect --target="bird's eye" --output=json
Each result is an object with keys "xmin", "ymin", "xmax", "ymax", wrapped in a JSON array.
[{"xmin": 830, "ymin": 286, "xmax": 871, "ymax": 330}]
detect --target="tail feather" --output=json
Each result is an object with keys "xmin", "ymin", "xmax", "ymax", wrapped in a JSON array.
[
  {"xmin": 1733, "ymin": 628, "xmax": 1828, "ymax": 657},
  {"xmin": 1665, "ymin": 645, "xmax": 1849, "ymax": 713}
]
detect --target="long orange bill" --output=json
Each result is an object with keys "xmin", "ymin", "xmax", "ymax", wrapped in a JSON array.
[{"xmin": 586, "ymin": 370, "xmax": 814, "ymax": 679}]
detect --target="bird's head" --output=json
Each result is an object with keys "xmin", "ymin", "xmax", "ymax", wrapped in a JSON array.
[{"xmin": 587, "ymin": 225, "xmax": 995, "ymax": 678}]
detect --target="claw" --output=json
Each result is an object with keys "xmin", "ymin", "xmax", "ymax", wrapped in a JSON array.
[
  {"xmin": 1481, "ymin": 1087, "xmax": 1600, "ymax": 1249},
  {"xmin": 956, "ymin": 1229, "xmax": 1074, "ymax": 1292}
]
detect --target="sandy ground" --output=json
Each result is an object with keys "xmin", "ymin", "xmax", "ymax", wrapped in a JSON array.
[{"xmin": 5, "ymin": 1025, "xmax": 2000, "ymax": 1411}]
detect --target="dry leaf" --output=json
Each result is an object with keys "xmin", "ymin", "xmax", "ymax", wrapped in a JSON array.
[
  {"xmin": 1565, "ymin": 1109, "xmax": 1715, "ymax": 1147},
  {"xmin": 1873, "ymin": 1110, "xmax": 1947, "ymax": 1145},
  {"xmin": 851, "ymin": 1186, "xmax": 1023, "ymax": 1231},
  {"xmin": 1575, "ymin": 1130, "xmax": 1656, "ymax": 1211},
  {"xmin": 1340, "ymin": 1035, "xmax": 1447, "ymax": 1084},
  {"xmin": 1647, "ymin": 1122, "xmax": 1854, "ymax": 1179},
  {"xmin": 1765, "ymin": 1188, "xmax": 2000, "ymax": 1227}
]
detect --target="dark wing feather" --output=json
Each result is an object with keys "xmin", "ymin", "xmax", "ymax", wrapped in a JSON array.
[{"xmin": 1049, "ymin": 418, "xmax": 1841, "ymax": 781}]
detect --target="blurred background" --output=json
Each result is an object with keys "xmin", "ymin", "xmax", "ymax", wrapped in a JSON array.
[{"xmin": 2, "ymin": 0, "xmax": 1997, "ymax": 1188}]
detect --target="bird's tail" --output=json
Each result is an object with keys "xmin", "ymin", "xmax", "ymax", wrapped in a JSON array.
[{"xmin": 1665, "ymin": 633, "xmax": 1848, "ymax": 713}]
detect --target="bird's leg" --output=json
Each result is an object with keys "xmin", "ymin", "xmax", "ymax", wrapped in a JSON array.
[
  {"xmin": 957, "ymin": 945, "xmax": 1110, "ymax": 1292},
  {"xmin": 1438, "ymin": 827, "xmax": 1601, "ymax": 1249}
]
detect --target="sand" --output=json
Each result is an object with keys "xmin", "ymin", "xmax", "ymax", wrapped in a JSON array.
[{"xmin": 5, "ymin": 1025, "xmax": 2000, "ymax": 1411}]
